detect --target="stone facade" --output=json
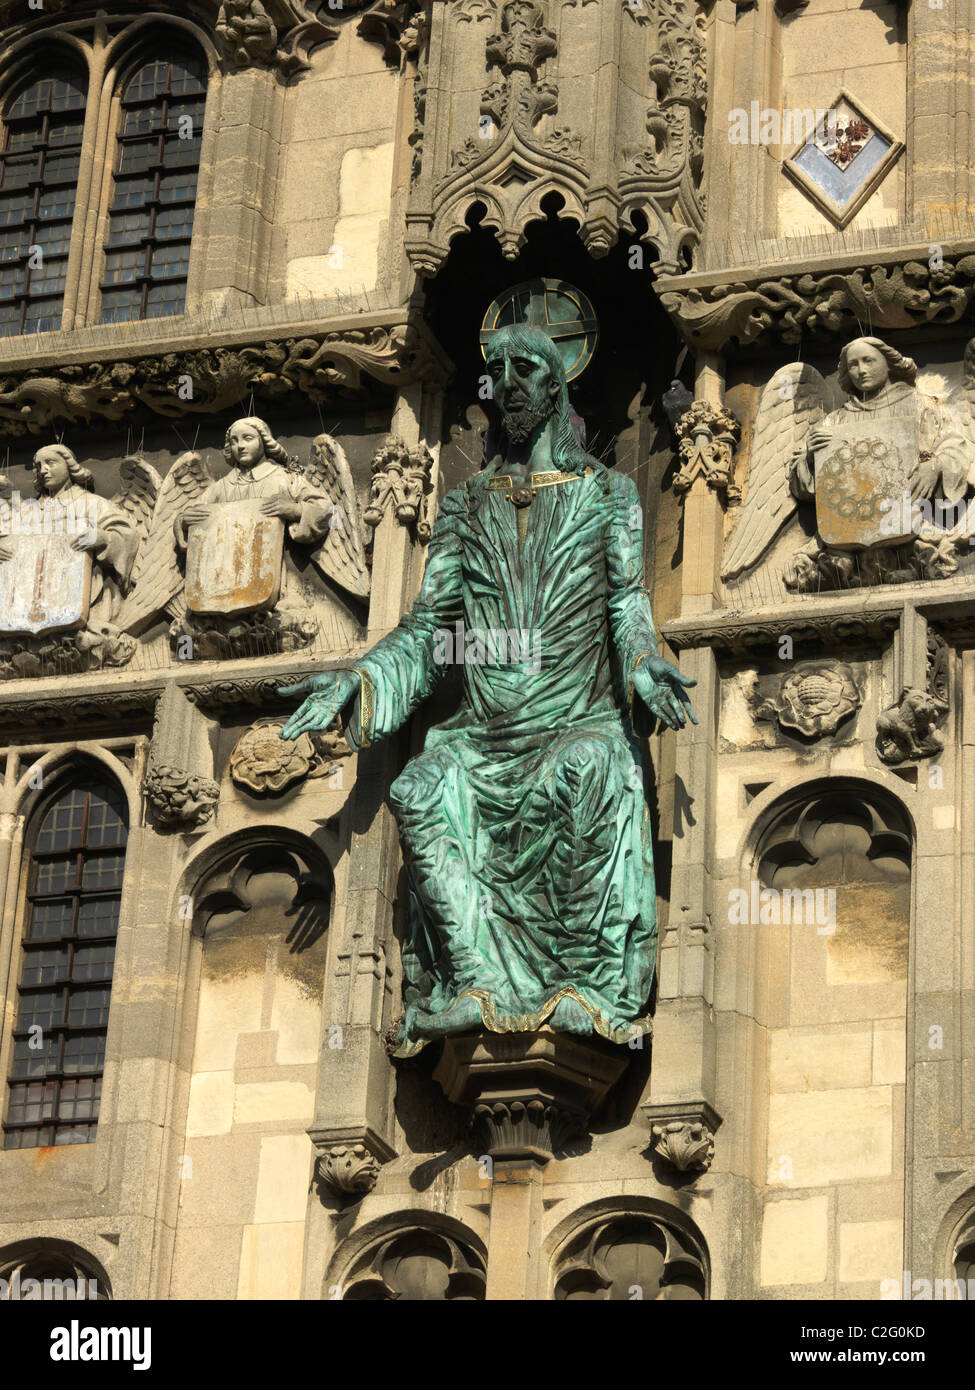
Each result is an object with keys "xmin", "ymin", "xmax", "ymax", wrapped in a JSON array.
[{"xmin": 0, "ymin": 0, "xmax": 971, "ymax": 1304}]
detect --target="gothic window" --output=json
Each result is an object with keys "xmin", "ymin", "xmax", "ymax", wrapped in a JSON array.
[
  {"xmin": 0, "ymin": 68, "xmax": 87, "ymax": 338},
  {"xmin": 2, "ymin": 779, "xmax": 128, "ymax": 1150},
  {"xmin": 553, "ymin": 1213, "xmax": 708, "ymax": 1300},
  {"xmin": 100, "ymin": 51, "xmax": 206, "ymax": 324},
  {"xmin": 955, "ymin": 1225, "xmax": 975, "ymax": 1286},
  {"xmin": 0, "ymin": 1245, "xmax": 110, "ymax": 1300},
  {"xmin": 339, "ymin": 1228, "xmax": 487, "ymax": 1300}
]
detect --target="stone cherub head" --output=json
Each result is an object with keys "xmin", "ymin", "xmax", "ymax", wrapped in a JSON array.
[
  {"xmin": 32, "ymin": 443, "xmax": 94, "ymax": 497},
  {"xmin": 837, "ymin": 337, "xmax": 917, "ymax": 402},
  {"xmin": 223, "ymin": 416, "xmax": 293, "ymax": 473}
]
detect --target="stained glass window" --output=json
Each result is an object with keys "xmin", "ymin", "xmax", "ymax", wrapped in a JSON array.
[{"xmin": 3, "ymin": 780, "xmax": 127, "ymax": 1149}]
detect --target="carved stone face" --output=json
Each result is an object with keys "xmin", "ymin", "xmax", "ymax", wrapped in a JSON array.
[
  {"xmin": 226, "ymin": 420, "xmax": 266, "ymax": 470},
  {"xmin": 844, "ymin": 339, "xmax": 889, "ymax": 398},
  {"xmin": 34, "ymin": 447, "xmax": 71, "ymax": 495},
  {"xmin": 487, "ymin": 346, "xmax": 556, "ymax": 444}
]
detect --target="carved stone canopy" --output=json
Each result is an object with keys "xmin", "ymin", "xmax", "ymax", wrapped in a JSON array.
[{"xmin": 406, "ymin": 0, "xmax": 707, "ymax": 276}]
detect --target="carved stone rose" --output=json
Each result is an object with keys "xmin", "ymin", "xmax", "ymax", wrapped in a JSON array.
[
  {"xmin": 229, "ymin": 719, "xmax": 317, "ymax": 794},
  {"xmin": 760, "ymin": 660, "xmax": 861, "ymax": 738}
]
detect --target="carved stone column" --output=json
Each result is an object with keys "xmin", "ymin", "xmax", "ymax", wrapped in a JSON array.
[{"xmin": 308, "ymin": 382, "xmax": 442, "ymax": 1204}]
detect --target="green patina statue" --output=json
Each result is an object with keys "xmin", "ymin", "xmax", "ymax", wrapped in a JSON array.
[{"xmin": 279, "ymin": 325, "xmax": 696, "ymax": 1056}]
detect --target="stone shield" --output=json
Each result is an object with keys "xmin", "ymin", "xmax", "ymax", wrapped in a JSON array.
[
  {"xmin": 185, "ymin": 500, "xmax": 285, "ymax": 617},
  {"xmin": 815, "ymin": 414, "xmax": 917, "ymax": 550},
  {"xmin": 0, "ymin": 532, "xmax": 92, "ymax": 637}
]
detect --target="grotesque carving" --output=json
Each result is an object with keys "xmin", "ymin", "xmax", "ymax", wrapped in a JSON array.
[
  {"xmin": 0, "ymin": 446, "xmax": 159, "ymax": 679},
  {"xmin": 316, "ymin": 1143, "xmax": 382, "ymax": 1197},
  {"xmin": 279, "ymin": 324, "xmax": 697, "ymax": 1057},
  {"xmin": 214, "ymin": 0, "xmax": 336, "ymax": 74},
  {"xmin": 656, "ymin": 252, "xmax": 975, "ymax": 354},
  {"xmin": 143, "ymin": 763, "xmax": 219, "ymax": 829},
  {"xmin": 722, "ymin": 335, "xmax": 975, "ymax": 591},
  {"xmin": 362, "ymin": 436, "xmax": 435, "ymax": 540},
  {"xmin": 758, "ymin": 660, "xmax": 862, "ymax": 739},
  {"xmin": 651, "ymin": 1119, "xmax": 715, "ymax": 1172},
  {"xmin": 0, "ymin": 325, "xmax": 437, "ymax": 439},
  {"xmin": 229, "ymin": 716, "xmax": 350, "ymax": 795},
  {"xmin": 876, "ymin": 688, "xmax": 948, "ymax": 764},
  {"xmin": 118, "ymin": 420, "xmax": 368, "ymax": 660}
]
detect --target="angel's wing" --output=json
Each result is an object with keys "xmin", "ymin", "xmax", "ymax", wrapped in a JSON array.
[
  {"xmin": 117, "ymin": 450, "xmax": 212, "ymax": 634},
  {"xmin": 110, "ymin": 456, "xmax": 162, "ymax": 551},
  {"xmin": 948, "ymin": 336, "xmax": 975, "ymax": 455},
  {"xmin": 304, "ymin": 433, "xmax": 370, "ymax": 601},
  {"xmin": 721, "ymin": 363, "xmax": 832, "ymax": 582}
]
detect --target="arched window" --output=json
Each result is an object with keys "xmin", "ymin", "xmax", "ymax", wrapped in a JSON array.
[
  {"xmin": 100, "ymin": 50, "xmax": 206, "ymax": 324},
  {"xmin": 3, "ymin": 778, "xmax": 128, "ymax": 1150},
  {"xmin": 0, "ymin": 68, "xmax": 87, "ymax": 337}
]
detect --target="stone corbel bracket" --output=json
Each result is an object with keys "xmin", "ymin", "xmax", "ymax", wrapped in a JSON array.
[
  {"xmin": 655, "ymin": 241, "xmax": 975, "ymax": 353},
  {"xmin": 309, "ymin": 1126, "xmax": 397, "ymax": 1200},
  {"xmin": 0, "ymin": 312, "xmax": 450, "ymax": 438},
  {"xmin": 641, "ymin": 1099, "xmax": 722, "ymax": 1174},
  {"xmin": 362, "ymin": 435, "xmax": 436, "ymax": 541},
  {"xmin": 672, "ymin": 398, "xmax": 741, "ymax": 500}
]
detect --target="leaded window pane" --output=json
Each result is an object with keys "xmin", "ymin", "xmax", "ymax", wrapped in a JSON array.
[
  {"xmin": 3, "ymin": 782, "xmax": 127, "ymax": 1149},
  {"xmin": 0, "ymin": 70, "xmax": 86, "ymax": 336},
  {"xmin": 101, "ymin": 52, "xmax": 206, "ymax": 324}
]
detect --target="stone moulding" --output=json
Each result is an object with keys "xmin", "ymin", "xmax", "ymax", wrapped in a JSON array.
[
  {"xmin": 0, "ymin": 660, "xmax": 365, "ymax": 728},
  {"xmin": 433, "ymin": 1028, "xmax": 627, "ymax": 1163},
  {"xmin": 655, "ymin": 241, "xmax": 975, "ymax": 352},
  {"xmin": 0, "ymin": 313, "xmax": 449, "ymax": 437},
  {"xmin": 662, "ymin": 603, "xmax": 901, "ymax": 657},
  {"xmin": 641, "ymin": 1099, "xmax": 722, "ymax": 1174}
]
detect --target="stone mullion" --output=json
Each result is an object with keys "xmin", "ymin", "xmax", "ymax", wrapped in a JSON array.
[
  {"xmin": 63, "ymin": 39, "xmax": 110, "ymax": 331},
  {"xmin": 579, "ymin": 0, "xmax": 622, "ymax": 254}
]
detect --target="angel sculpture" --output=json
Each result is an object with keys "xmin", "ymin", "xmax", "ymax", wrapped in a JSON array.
[
  {"xmin": 118, "ymin": 417, "xmax": 369, "ymax": 660},
  {"xmin": 722, "ymin": 335, "xmax": 975, "ymax": 592},
  {"xmin": 0, "ymin": 443, "xmax": 159, "ymax": 678}
]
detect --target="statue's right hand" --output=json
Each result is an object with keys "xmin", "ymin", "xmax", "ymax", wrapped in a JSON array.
[
  {"xmin": 181, "ymin": 505, "xmax": 211, "ymax": 527},
  {"xmin": 277, "ymin": 670, "xmax": 360, "ymax": 740},
  {"xmin": 807, "ymin": 428, "xmax": 832, "ymax": 453}
]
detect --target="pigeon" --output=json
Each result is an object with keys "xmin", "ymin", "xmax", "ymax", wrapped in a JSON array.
[{"xmin": 663, "ymin": 379, "xmax": 694, "ymax": 432}]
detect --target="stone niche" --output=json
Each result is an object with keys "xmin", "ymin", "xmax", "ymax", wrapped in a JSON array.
[
  {"xmin": 169, "ymin": 838, "xmax": 332, "ymax": 1300},
  {"xmin": 753, "ymin": 786, "xmax": 910, "ymax": 1296}
]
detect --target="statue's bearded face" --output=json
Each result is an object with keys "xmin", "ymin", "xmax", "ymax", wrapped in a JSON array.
[
  {"xmin": 844, "ymin": 340, "xmax": 889, "ymax": 397},
  {"xmin": 487, "ymin": 347, "xmax": 557, "ymax": 443}
]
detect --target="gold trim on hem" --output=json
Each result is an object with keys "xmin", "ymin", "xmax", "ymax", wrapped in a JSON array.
[
  {"xmin": 352, "ymin": 666, "xmax": 374, "ymax": 748},
  {"xmin": 390, "ymin": 984, "xmax": 653, "ymax": 1057}
]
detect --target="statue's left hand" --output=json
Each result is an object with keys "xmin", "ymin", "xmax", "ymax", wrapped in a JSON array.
[
  {"xmin": 262, "ymin": 494, "xmax": 302, "ymax": 523},
  {"xmin": 633, "ymin": 656, "xmax": 698, "ymax": 730}
]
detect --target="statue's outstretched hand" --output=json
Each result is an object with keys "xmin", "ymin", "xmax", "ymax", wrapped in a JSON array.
[
  {"xmin": 278, "ymin": 670, "xmax": 360, "ymax": 740},
  {"xmin": 633, "ymin": 656, "xmax": 698, "ymax": 730}
]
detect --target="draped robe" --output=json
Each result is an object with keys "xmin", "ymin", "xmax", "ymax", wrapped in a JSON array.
[{"xmin": 344, "ymin": 460, "xmax": 663, "ymax": 1056}]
